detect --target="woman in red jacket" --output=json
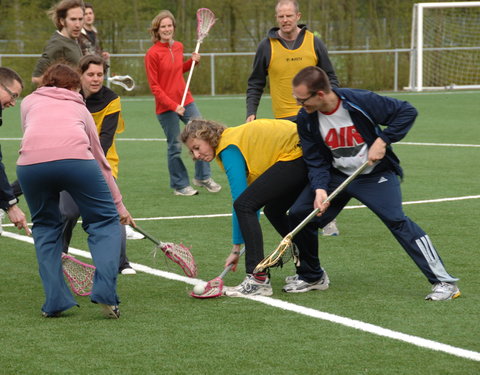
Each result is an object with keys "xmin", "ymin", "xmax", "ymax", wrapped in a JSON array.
[{"xmin": 145, "ymin": 10, "xmax": 221, "ymax": 196}]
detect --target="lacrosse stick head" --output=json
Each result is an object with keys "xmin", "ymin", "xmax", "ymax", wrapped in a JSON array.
[
  {"xmin": 196, "ymin": 8, "xmax": 216, "ymax": 43},
  {"xmin": 61, "ymin": 254, "xmax": 96, "ymax": 296},
  {"xmin": 108, "ymin": 75, "xmax": 135, "ymax": 91},
  {"xmin": 190, "ymin": 276, "xmax": 224, "ymax": 299},
  {"xmin": 160, "ymin": 242, "xmax": 198, "ymax": 278},
  {"xmin": 253, "ymin": 237, "xmax": 299, "ymax": 273}
]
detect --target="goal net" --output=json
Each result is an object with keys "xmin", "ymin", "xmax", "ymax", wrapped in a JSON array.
[{"xmin": 408, "ymin": 2, "xmax": 480, "ymax": 91}]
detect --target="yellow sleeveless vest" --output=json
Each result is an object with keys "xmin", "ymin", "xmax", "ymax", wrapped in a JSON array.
[
  {"xmin": 269, "ymin": 31, "xmax": 318, "ymax": 119},
  {"xmin": 90, "ymin": 97, "xmax": 125, "ymax": 179},
  {"xmin": 215, "ymin": 119, "xmax": 302, "ymax": 184}
]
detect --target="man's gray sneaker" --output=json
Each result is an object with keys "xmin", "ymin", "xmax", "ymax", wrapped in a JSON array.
[
  {"xmin": 193, "ymin": 178, "xmax": 222, "ymax": 193},
  {"xmin": 283, "ymin": 270, "xmax": 330, "ymax": 293},
  {"xmin": 285, "ymin": 274, "xmax": 299, "ymax": 283},
  {"xmin": 224, "ymin": 274, "xmax": 273, "ymax": 297},
  {"xmin": 425, "ymin": 282, "xmax": 461, "ymax": 301},
  {"xmin": 322, "ymin": 219, "xmax": 339, "ymax": 236}
]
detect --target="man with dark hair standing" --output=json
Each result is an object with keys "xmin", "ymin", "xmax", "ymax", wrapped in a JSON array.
[
  {"xmin": 32, "ymin": 0, "xmax": 85, "ymax": 86},
  {"xmin": 0, "ymin": 67, "xmax": 30, "ymax": 235},
  {"xmin": 285, "ymin": 66, "xmax": 460, "ymax": 300},
  {"xmin": 78, "ymin": 3, "xmax": 110, "ymax": 60}
]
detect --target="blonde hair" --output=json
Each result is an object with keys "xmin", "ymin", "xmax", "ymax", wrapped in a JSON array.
[
  {"xmin": 180, "ymin": 119, "xmax": 226, "ymax": 149},
  {"xmin": 149, "ymin": 10, "xmax": 176, "ymax": 43},
  {"xmin": 276, "ymin": 0, "xmax": 299, "ymax": 14}
]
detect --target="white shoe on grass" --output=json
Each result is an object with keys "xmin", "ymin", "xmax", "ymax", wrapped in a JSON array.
[
  {"xmin": 283, "ymin": 270, "xmax": 330, "ymax": 293},
  {"xmin": 224, "ymin": 274, "xmax": 273, "ymax": 297},
  {"xmin": 193, "ymin": 178, "xmax": 221, "ymax": 193},
  {"xmin": 174, "ymin": 186, "xmax": 199, "ymax": 196},
  {"xmin": 425, "ymin": 282, "xmax": 460, "ymax": 301}
]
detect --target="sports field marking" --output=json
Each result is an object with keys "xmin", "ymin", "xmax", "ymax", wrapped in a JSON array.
[
  {"xmin": 1, "ymin": 195, "xmax": 478, "ymax": 228},
  {"xmin": 1, "ymin": 229, "xmax": 479, "ymax": 362},
  {"xmin": 2, "ymin": 138, "xmax": 479, "ymax": 148}
]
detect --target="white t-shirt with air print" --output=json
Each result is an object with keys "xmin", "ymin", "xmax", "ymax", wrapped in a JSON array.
[{"xmin": 317, "ymin": 99, "xmax": 375, "ymax": 175}]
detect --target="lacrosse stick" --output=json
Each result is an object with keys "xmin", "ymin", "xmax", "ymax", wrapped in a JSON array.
[
  {"xmin": 107, "ymin": 75, "xmax": 135, "ymax": 91},
  {"xmin": 254, "ymin": 161, "xmax": 370, "ymax": 273},
  {"xmin": 62, "ymin": 253, "xmax": 95, "ymax": 296},
  {"xmin": 134, "ymin": 225, "xmax": 197, "ymax": 278},
  {"xmin": 190, "ymin": 247, "xmax": 246, "ymax": 299},
  {"xmin": 180, "ymin": 8, "xmax": 216, "ymax": 106}
]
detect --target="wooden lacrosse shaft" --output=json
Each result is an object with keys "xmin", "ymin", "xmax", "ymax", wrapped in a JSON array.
[{"xmin": 180, "ymin": 41, "xmax": 201, "ymax": 107}]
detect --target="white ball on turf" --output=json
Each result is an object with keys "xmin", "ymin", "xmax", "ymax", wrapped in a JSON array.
[{"xmin": 193, "ymin": 283, "xmax": 206, "ymax": 295}]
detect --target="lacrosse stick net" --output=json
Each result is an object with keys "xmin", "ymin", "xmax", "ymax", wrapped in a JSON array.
[
  {"xmin": 107, "ymin": 75, "xmax": 135, "ymax": 91},
  {"xmin": 254, "ymin": 161, "xmax": 370, "ymax": 273},
  {"xmin": 134, "ymin": 225, "xmax": 197, "ymax": 278},
  {"xmin": 180, "ymin": 8, "xmax": 216, "ymax": 106},
  {"xmin": 191, "ymin": 247, "xmax": 245, "ymax": 299},
  {"xmin": 62, "ymin": 253, "xmax": 95, "ymax": 296}
]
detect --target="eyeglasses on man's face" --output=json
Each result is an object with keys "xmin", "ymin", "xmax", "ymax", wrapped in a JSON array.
[
  {"xmin": 1, "ymin": 83, "xmax": 19, "ymax": 102},
  {"xmin": 293, "ymin": 91, "xmax": 317, "ymax": 106}
]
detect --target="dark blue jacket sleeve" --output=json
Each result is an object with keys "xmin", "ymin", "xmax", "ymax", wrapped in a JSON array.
[
  {"xmin": 0, "ymin": 145, "xmax": 16, "ymax": 210},
  {"xmin": 296, "ymin": 110, "xmax": 332, "ymax": 191}
]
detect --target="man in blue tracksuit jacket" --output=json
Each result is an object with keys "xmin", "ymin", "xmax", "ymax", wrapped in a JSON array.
[{"xmin": 283, "ymin": 66, "xmax": 460, "ymax": 301}]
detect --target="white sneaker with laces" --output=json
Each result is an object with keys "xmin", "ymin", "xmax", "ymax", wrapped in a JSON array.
[
  {"xmin": 322, "ymin": 219, "xmax": 339, "ymax": 236},
  {"xmin": 174, "ymin": 186, "xmax": 199, "ymax": 196},
  {"xmin": 193, "ymin": 178, "xmax": 222, "ymax": 193},
  {"xmin": 283, "ymin": 270, "xmax": 330, "ymax": 293},
  {"xmin": 125, "ymin": 225, "xmax": 145, "ymax": 240},
  {"xmin": 425, "ymin": 282, "xmax": 460, "ymax": 301},
  {"xmin": 224, "ymin": 274, "xmax": 273, "ymax": 297}
]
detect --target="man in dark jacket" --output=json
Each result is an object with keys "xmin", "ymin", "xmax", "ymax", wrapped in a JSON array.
[
  {"xmin": 0, "ymin": 67, "xmax": 30, "ymax": 235},
  {"xmin": 283, "ymin": 66, "xmax": 460, "ymax": 301}
]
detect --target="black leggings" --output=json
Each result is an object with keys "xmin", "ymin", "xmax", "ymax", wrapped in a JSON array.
[{"xmin": 233, "ymin": 157, "xmax": 308, "ymax": 274}]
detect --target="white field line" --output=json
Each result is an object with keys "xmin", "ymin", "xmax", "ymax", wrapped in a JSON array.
[
  {"xmin": 2, "ymin": 138, "xmax": 479, "ymax": 147},
  {"xmin": 2, "ymin": 229, "xmax": 479, "ymax": 362},
  {"xmin": 1, "ymin": 195, "xmax": 479, "ymax": 228}
]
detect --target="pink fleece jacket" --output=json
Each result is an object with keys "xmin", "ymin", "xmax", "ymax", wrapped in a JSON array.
[{"xmin": 18, "ymin": 86, "xmax": 127, "ymax": 216}]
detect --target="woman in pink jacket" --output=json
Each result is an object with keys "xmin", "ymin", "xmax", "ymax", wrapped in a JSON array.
[
  {"xmin": 17, "ymin": 64, "xmax": 134, "ymax": 319},
  {"xmin": 144, "ymin": 10, "xmax": 221, "ymax": 196}
]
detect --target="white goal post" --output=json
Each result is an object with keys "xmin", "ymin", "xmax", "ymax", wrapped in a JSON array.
[{"xmin": 407, "ymin": 2, "xmax": 480, "ymax": 91}]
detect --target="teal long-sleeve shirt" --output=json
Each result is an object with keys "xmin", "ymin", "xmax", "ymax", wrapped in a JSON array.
[{"xmin": 219, "ymin": 145, "xmax": 260, "ymax": 245}]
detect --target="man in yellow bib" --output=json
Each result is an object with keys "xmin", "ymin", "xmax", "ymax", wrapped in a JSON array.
[
  {"xmin": 246, "ymin": 0, "xmax": 339, "ymax": 122},
  {"xmin": 246, "ymin": 0, "xmax": 340, "ymax": 236}
]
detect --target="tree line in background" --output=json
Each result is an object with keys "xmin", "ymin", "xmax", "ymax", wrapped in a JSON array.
[{"xmin": 0, "ymin": 0, "xmax": 461, "ymax": 94}]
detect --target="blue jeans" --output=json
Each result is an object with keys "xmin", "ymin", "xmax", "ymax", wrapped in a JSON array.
[
  {"xmin": 157, "ymin": 102, "xmax": 210, "ymax": 189},
  {"xmin": 17, "ymin": 159, "xmax": 122, "ymax": 315}
]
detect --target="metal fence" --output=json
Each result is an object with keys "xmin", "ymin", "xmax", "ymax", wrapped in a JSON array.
[{"xmin": 0, "ymin": 48, "xmax": 413, "ymax": 94}]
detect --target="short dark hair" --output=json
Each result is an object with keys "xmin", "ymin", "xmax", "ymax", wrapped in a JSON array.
[
  {"xmin": 292, "ymin": 66, "xmax": 332, "ymax": 93},
  {"xmin": 84, "ymin": 2, "xmax": 93, "ymax": 10},
  {"xmin": 0, "ymin": 67, "xmax": 24, "ymax": 89},
  {"xmin": 42, "ymin": 63, "xmax": 81, "ymax": 91},
  {"xmin": 79, "ymin": 54, "xmax": 108, "ymax": 74}
]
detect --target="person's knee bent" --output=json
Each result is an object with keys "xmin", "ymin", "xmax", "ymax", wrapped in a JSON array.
[{"xmin": 233, "ymin": 196, "xmax": 257, "ymax": 215}]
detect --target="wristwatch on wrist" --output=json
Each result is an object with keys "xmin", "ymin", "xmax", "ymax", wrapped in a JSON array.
[{"xmin": 6, "ymin": 197, "xmax": 18, "ymax": 210}]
